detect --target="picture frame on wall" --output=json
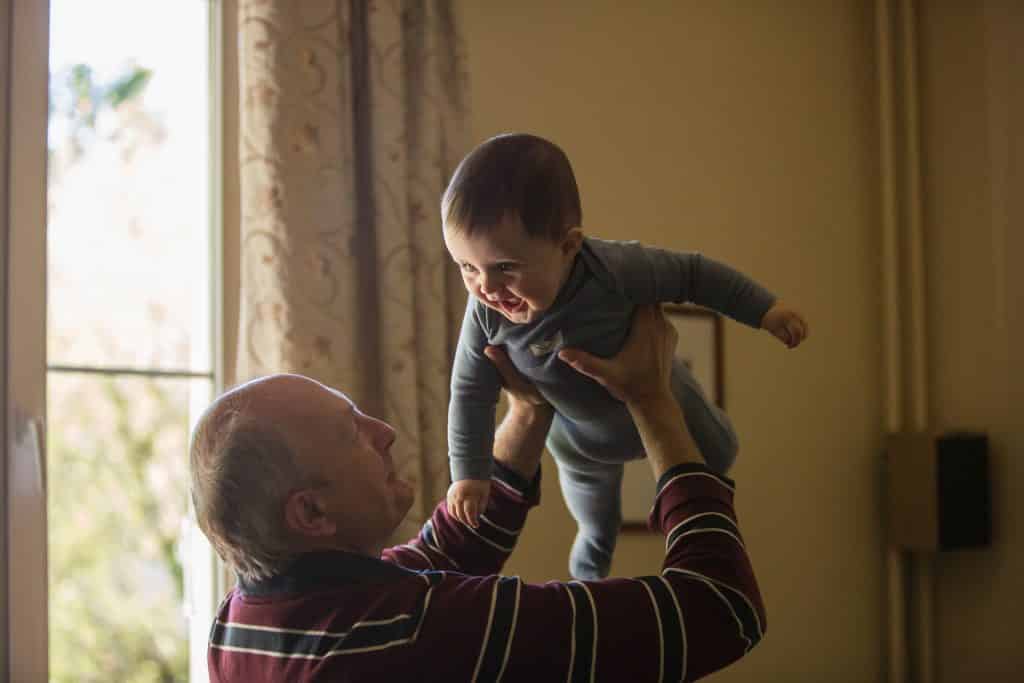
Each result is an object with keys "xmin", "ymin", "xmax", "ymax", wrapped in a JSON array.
[{"xmin": 620, "ymin": 304, "xmax": 724, "ymax": 531}]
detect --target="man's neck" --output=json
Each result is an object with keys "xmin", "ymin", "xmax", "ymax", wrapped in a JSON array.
[{"xmin": 299, "ymin": 536, "xmax": 382, "ymax": 559}]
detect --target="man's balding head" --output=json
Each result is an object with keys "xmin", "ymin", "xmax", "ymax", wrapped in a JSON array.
[
  {"xmin": 190, "ymin": 375, "xmax": 413, "ymax": 582},
  {"xmin": 189, "ymin": 375, "xmax": 319, "ymax": 582}
]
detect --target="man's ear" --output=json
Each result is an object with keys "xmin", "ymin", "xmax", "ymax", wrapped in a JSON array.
[
  {"xmin": 561, "ymin": 227, "xmax": 584, "ymax": 258},
  {"xmin": 284, "ymin": 488, "xmax": 337, "ymax": 537}
]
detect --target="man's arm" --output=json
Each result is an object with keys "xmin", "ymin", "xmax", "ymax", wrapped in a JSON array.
[
  {"xmin": 396, "ymin": 462, "xmax": 761, "ymax": 683},
  {"xmin": 517, "ymin": 305, "xmax": 763, "ymax": 679},
  {"xmin": 485, "ymin": 345, "xmax": 553, "ymax": 481},
  {"xmin": 382, "ymin": 458, "xmax": 541, "ymax": 575},
  {"xmin": 384, "ymin": 347, "xmax": 552, "ymax": 575},
  {"xmin": 469, "ymin": 465, "xmax": 762, "ymax": 683},
  {"xmin": 387, "ymin": 306, "xmax": 765, "ymax": 682}
]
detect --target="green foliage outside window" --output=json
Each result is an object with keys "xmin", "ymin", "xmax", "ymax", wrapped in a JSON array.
[
  {"xmin": 48, "ymin": 63, "xmax": 191, "ymax": 683},
  {"xmin": 49, "ymin": 376, "xmax": 190, "ymax": 683}
]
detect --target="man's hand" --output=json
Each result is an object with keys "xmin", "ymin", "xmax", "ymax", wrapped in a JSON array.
[
  {"xmin": 761, "ymin": 302, "xmax": 809, "ymax": 349},
  {"xmin": 557, "ymin": 304, "xmax": 678, "ymax": 405},
  {"xmin": 483, "ymin": 345, "xmax": 548, "ymax": 408},
  {"xmin": 559, "ymin": 304, "xmax": 702, "ymax": 478},
  {"xmin": 447, "ymin": 479, "xmax": 491, "ymax": 528}
]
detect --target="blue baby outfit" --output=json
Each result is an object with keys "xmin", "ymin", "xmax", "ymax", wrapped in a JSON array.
[{"xmin": 448, "ymin": 237, "xmax": 774, "ymax": 578}]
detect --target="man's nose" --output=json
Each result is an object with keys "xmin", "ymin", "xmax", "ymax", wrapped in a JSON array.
[{"xmin": 369, "ymin": 417, "xmax": 396, "ymax": 450}]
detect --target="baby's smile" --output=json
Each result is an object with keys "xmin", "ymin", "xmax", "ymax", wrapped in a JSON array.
[{"xmin": 487, "ymin": 293, "xmax": 527, "ymax": 317}]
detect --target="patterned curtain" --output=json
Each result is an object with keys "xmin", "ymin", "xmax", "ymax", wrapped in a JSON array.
[{"xmin": 236, "ymin": 0, "xmax": 469, "ymax": 538}]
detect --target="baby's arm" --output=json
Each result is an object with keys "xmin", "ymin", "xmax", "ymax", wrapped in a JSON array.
[
  {"xmin": 447, "ymin": 301, "xmax": 502, "ymax": 527},
  {"xmin": 592, "ymin": 239, "xmax": 808, "ymax": 347},
  {"xmin": 447, "ymin": 342, "xmax": 554, "ymax": 527}
]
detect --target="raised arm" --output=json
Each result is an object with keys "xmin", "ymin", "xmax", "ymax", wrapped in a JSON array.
[
  {"xmin": 394, "ymin": 307, "xmax": 765, "ymax": 682},
  {"xmin": 448, "ymin": 300, "xmax": 503, "ymax": 483},
  {"xmin": 487, "ymin": 305, "xmax": 764, "ymax": 681},
  {"xmin": 587, "ymin": 238, "xmax": 776, "ymax": 329},
  {"xmin": 384, "ymin": 342, "xmax": 553, "ymax": 576},
  {"xmin": 559, "ymin": 304, "xmax": 700, "ymax": 478}
]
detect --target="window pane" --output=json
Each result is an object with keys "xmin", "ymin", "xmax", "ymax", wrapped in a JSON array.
[
  {"xmin": 48, "ymin": 373, "xmax": 209, "ymax": 682},
  {"xmin": 47, "ymin": 0, "xmax": 211, "ymax": 372}
]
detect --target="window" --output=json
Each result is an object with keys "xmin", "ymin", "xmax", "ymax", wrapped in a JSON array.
[{"xmin": 46, "ymin": 2, "xmax": 221, "ymax": 680}]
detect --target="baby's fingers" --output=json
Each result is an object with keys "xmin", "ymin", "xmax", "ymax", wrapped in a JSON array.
[
  {"xmin": 773, "ymin": 326, "xmax": 793, "ymax": 347},
  {"xmin": 785, "ymin": 319, "xmax": 804, "ymax": 348},
  {"xmin": 448, "ymin": 498, "xmax": 464, "ymax": 525},
  {"xmin": 462, "ymin": 498, "xmax": 480, "ymax": 528}
]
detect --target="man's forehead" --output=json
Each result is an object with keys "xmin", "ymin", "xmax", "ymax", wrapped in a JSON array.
[
  {"xmin": 230, "ymin": 374, "xmax": 355, "ymax": 418},
  {"xmin": 325, "ymin": 385, "xmax": 353, "ymax": 404},
  {"xmin": 236, "ymin": 377, "xmax": 359, "ymax": 454}
]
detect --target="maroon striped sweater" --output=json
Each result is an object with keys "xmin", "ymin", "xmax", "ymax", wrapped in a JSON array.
[{"xmin": 208, "ymin": 461, "xmax": 766, "ymax": 682}]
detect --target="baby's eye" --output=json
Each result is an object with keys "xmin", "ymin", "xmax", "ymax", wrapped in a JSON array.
[
  {"xmin": 460, "ymin": 263, "xmax": 478, "ymax": 274},
  {"xmin": 497, "ymin": 263, "xmax": 517, "ymax": 273}
]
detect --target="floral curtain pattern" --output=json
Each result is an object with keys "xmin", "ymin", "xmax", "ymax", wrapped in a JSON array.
[{"xmin": 237, "ymin": 0, "xmax": 469, "ymax": 537}]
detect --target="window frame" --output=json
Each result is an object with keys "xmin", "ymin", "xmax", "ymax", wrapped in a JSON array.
[{"xmin": 3, "ymin": 0, "xmax": 51, "ymax": 679}]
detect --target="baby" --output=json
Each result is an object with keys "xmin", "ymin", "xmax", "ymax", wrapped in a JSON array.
[{"xmin": 443, "ymin": 133, "xmax": 807, "ymax": 579}]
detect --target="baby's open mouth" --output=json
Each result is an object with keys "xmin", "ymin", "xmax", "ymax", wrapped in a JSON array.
[{"xmin": 493, "ymin": 295, "xmax": 526, "ymax": 316}]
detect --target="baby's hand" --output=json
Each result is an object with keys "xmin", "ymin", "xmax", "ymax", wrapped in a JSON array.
[
  {"xmin": 761, "ymin": 302, "xmax": 809, "ymax": 349},
  {"xmin": 446, "ymin": 479, "xmax": 491, "ymax": 528}
]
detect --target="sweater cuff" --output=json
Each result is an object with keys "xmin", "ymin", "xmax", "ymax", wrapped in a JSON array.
[
  {"xmin": 649, "ymin": 463, "xmax": 736, "ymax": 532},
  {"xmin": 492, "ymin": 460, "xmax": 541, "ymax": 505},
  {"xmin": 655, "ymin": 462, "xmax": 735, "ymax": 496}
]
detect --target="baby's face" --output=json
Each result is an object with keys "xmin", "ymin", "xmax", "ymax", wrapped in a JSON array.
[{"xmin": 444, "ymin": 215, "xmax": 580, "ymax": 324}]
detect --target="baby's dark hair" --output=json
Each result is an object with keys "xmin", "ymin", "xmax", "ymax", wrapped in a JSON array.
[{"xmin": 441, "ymin": 133, "xmax": 582, "ymax": 242}]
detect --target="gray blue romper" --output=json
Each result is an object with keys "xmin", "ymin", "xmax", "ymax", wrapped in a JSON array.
[{"xmin": 448, "ymin": 237, "xmax": 774, "ymax": 578}]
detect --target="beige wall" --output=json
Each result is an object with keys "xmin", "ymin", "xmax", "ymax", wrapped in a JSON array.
[
  {"xmin": 461, "ymin": 1, "xmax": 884, "ymax": 680},
  {"xmin": 919, "ymin": 1, "xmax": 1024, "ymax": 680}
]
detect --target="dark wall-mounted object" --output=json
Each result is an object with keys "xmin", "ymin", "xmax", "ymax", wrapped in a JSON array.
[{"xmin": 885, "ymin": 431, "xmax": 991, "ymax": 552}]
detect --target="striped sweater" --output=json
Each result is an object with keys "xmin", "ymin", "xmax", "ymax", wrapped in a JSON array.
[{"xmin": 208, "ymin": 461, "xmax": 766, "ymax": 682}]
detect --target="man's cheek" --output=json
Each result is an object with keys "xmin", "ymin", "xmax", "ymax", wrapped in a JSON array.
[{"xmin": 395, "ymin": 480, "xmax": 415, "ymax": 512}]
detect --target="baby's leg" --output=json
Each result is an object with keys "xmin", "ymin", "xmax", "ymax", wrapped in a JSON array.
[
  {"xmin": 671, "ymin": 360, "xmax": 739, "ymax": 474},
  {"xmin": 548, "ymin": 417, "xmax": 625, "ymax": 580}
]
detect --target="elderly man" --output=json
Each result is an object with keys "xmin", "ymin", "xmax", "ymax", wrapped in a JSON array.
[{"xmin": 191, "ymin": 305, "xmax": 765, "ymax": 682}]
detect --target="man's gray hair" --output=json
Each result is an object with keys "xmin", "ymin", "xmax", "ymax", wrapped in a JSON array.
[{"xmin": 189, "ymin": 402, "xmax": 309, "ymax": 583}]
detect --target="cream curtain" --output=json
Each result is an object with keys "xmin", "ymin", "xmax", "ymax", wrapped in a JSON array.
[{"xmin": 236, "ymin": 0, "xmax": 468, "ymax": 536}]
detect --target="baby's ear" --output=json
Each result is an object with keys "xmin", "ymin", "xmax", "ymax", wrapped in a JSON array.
[{"xmin": 561, "ymin": 227, "xmax": 584, "ymax": 257}]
